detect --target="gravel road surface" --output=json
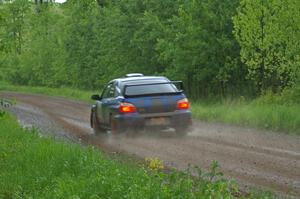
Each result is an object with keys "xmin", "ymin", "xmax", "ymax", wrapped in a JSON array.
[{"xmin": 1, "ymin": 91, "xmax": 299, "ymax": 197}]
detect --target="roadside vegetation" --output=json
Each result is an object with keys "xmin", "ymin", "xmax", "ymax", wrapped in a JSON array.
[
  {"xmin": 192, "ymin": 85, "xmax": 300, "ymax": 135},
  {"xmin": 0, "ymin": 81, "xmax": 93, "ymax": 103},
  {"xmin": 0, "ymin": 0, "xmax": 299, "ymax": 99},
  {"xmin": 0, "ymin": 112, "xmax": 276, "ymax": 198},
  {"xmin": 191, "ymin": 101, "xmax": 300, "ymax": 135}
]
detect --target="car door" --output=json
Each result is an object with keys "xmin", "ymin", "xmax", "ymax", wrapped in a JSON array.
[
  {"xmin": 96, "ymin": 83, "xmax": 112, "ymax": 125},
  {"xmin": 97, "ymin": 82, "xmax": 119, "ymax": 126},
  {"xmin": 102, "ymin": 83, "xmax": 117, "ymax": 125}
]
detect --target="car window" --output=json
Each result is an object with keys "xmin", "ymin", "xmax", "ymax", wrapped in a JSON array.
[
  {"xmin": 102, "ymin": 83, "xmax": 116, "ymax": 99},
  {"xmin": 121, "ymin": 79, "xmax": 179, "ymax": 96},
  {"xmin": 102, "ymin": 84, "xmax": 112, "ymax": 99},
  {"xmin": 115, "ymin": 86, "xmax": 121, "ymax": 96},
  {"xmin": 125, "ymin": 84, "xmax": 177, "ymax": 96},
  {"xmin": 108, "ymin": 85, "xmax": 116, "ymax": 98}
]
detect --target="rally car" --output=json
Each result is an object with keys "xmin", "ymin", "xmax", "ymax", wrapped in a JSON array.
[{"xmin": 90, "ymin": 73, "xmax": 192, "ymax": 136}]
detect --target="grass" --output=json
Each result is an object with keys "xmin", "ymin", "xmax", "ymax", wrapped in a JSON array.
[
  {"xmin": 0, "ymin": 81, "xmax": 93, "ymax": 103},
  {"xmin": 191, "ymin": 100, "xmax": 300, "ymax": 135},
  {"xmin": 1, "ymin": 81, "xmax": 299, "ymax": 135},
  {"xmin": 1, "ymin": 113, "xmax": 273, "ymax": 199},
  {"xmin": 0, "ymin": 83, "xmax": 278, "ymax": 198}
]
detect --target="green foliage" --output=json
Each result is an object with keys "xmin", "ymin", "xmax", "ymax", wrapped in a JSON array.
[
  {"xmin": 64, "ymin": 0, "xmax": 103, "ymax": 88},
  {"xmin": 0, "ymin": 0, "xmax": 252, "ymax": 99},
  {"xmin": 0, "ymin": 0, "xmax": 299, "ymax": 99},
  {"xmin": 0, "ymin": 0, "xmax": 30, "ymax": 84},
  {"xmin": 233, "ymin": 0, "xmax": 300, "ymax": 94},
  {"xmin": 0, "ymin": 0, "xmax": 30, "ymax": 54},
  {"xmin": 0, "ymin": 98, "xmax": 12, "ymax": 117},
  {"xmin": 1, "ymin": 115, "xmax": 270, "ymax": 198},
  {"xmin": 21, "ymin": 4, "xmax": 67, "ymax": 87},
  {"xmin": 0, "ymin": 1, "xmax": 67, "ymax": 87},
  {"xmin": 0, "ymin": 99, "xmax": 6, "ymax": 117},
  {"xmin": 156, "ymin": 0, "xmax": 246, "ymax": 98},
  {"xmin": 0, "ymin": 81, "xmax": 93, "ymax": 103},
  {"xmin": 254, "ymin": 84, "xmax": 300, "ymax": 105},
  {"xmin": 191, "ymin": 100, "xmax": 300, "ymax": 135}
]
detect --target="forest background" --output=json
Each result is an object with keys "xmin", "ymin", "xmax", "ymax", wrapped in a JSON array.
[{"xmin": 0, "ymin": 0, "xmax": 299, "ymax": 101}]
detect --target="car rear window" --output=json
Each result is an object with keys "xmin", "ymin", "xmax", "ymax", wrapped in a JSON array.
[{"xmin": 124, "ymin": 81, "xmax": 178, "ymax": 96}]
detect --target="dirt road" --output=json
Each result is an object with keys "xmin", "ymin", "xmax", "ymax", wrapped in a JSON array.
[{"xmin": 1, "ymin": 92, "xmax": 299, "ymax": 196}]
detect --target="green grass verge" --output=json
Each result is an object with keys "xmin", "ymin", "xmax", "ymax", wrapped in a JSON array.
[
  {"xmin": 0, "ymin": 81, "xmax": 93, "ymax": 103},
  {"xmin": 1, "ymin": 113, "xmax": 272, "ymax": 199},
  {"xmin": 191, "ymin": 101, "xmax": 300, "ymax": 135},
  {"xmin": 1, "ymin": 81, "xmax": 299, "ymax": 135}
]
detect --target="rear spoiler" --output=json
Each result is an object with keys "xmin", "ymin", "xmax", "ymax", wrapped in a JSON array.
[{"xmin": 123, "ymin": 81, "xmax": 184, "ymax": 97}]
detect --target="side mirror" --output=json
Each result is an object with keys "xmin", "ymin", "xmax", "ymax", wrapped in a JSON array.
[{"xmin": 91, "ymin": 94, "xmax": 101, "ymax": 101}]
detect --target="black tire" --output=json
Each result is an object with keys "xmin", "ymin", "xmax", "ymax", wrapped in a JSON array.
[
  {"xmin": 92, "ymin": 112, "xmax": 105, "ymax": 135},
  {"xmin": 174, "ymin": 126, "xmax": 189, "ymax": 137},
  {"xmin": 109, "ymin": 116, "xmax": 120, "ymax": 135},
  {"xmin": 125, "ymin": 126, "xmax": 141, "ymax": 138}
]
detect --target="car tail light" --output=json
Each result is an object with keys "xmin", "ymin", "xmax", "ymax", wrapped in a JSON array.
[
  {"xmin": 177, "ymin": 98, "xmax": 189, "ymax": 109},
  {"xmin": 119, "ymin": 102, "xmax": 136, "ymax": 113}
]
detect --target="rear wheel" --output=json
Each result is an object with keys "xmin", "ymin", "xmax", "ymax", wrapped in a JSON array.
[
  {"xmin": 110, "ymin": 116, "xmax": 120, "ymax": 135},
  {"xmin": 174, "ymin": 126, "xmax": 189, "ymax": 137},
  {"xmin": 92, "ymin": 112, "xmax": 105, "ymax": 135},
  {"xmin": 125, "ymin": 126, "xmax": 142, "ymax": 138}
]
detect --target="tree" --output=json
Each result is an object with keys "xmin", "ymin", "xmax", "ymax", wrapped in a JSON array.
[
  {"xmin": 157, "ymin": 0, "xmax": 243, "ymax": 98},
  {"xmin": 233, "ymin": 0, "xmax": 300, "ymax": 93},
  {"xmin": 4, "ymin": 0, "xmax": 30, "ymax": 54},
  {"xmin": 64, "ymin": 0, "xmax": 103, "ymax": 89},
  {"xmin": 0, "ymin": 0, "xmax": 30, "ymax": 83},
  {"xmin": 20, "ymin": 3, "xmax": 67, "ymax": 86}
]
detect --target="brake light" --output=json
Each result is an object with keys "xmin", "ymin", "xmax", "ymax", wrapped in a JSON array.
[
  {"xmin": 177, "ymin": 98, "xmax": 189, "ymax": 109},
  {"xmin": 119, "ymin": 102, "xmax": 136, "ymax": 113}
]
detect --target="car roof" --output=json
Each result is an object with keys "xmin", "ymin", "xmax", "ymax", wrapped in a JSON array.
[
  {"xmin": 108, "ymin": 76, "xmax": 169, "ymax": 91},
  {"xmin": 114, "ymin": 76, "xmax": 169, "ymax": 84}
]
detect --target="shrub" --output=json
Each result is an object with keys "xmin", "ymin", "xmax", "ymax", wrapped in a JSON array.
[{"xmin": 0, "ymin": 98, "xmax": 13, "ymax": 117}]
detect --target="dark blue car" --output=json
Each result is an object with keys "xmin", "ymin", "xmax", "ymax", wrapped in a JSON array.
[{"xmin": 90, "ymin": 73, "xmax": 192, "ymax": 136}]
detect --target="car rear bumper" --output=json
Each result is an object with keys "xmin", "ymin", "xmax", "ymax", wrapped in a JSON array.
[{"xmin": 113, "ymin": 110, "xmax": 192, "ymax": 129}]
